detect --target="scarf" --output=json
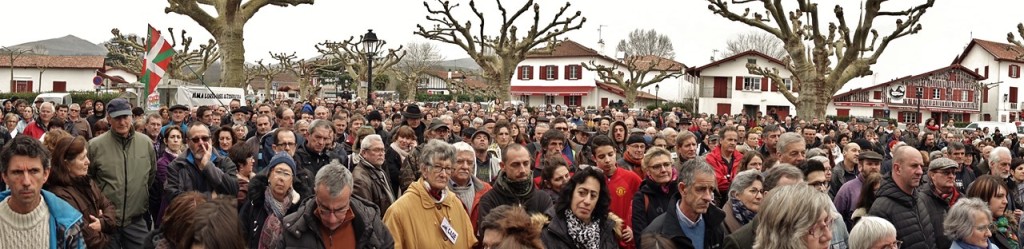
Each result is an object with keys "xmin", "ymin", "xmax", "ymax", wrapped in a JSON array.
[
  {"xmin": 623, "ymin": 151, "xmax": 643, "ymax": 170},
  {"xmin": 729, "ymin": 196, "xmax": 757, "ymax": 226},
  {"xmin": 955, "ymin": 240, "xmax": 990, "ymax": 249},
  {"xmin": 259, "ymin": 188, "xmax": 292, "ymax": 249},
  {"xmin": 493, "ymin": 171, "xmax": 533, "ymax": 200},
  {"xmin": 449, "ymin": 180, "xmax": 476, "ymax": 210},
  {"xmin": 391, "ymin": 142, "xmax": 410, "ymax": 159},
  {"xmin": 938, "ymin": 186, "xmax": 960, "ymax": 207},
  {"xmin": 995, "ymin": 216, "xmax": 1019, "ymax": 249},
  {"xmin": 565, "ymin": 209, "xmax": 601, "ymax": 249}
]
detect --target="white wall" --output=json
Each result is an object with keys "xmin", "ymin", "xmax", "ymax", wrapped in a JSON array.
[
  {"xmin": 105, "ymin": 68, "xmax": 139, "ymax": 84},
  {"xmin": 512, "ymin": 57, "xmax": 611, "ymax": 87},
  {"xmin": 695, "ymin": 54, "xmax": 796, "ymax": 115},
  {"xmin": 0, "ymin": 67, "xmax": 99, "ymax": 92},
  {"xmin": 959, "ymin": 45, "xmax": 1024, "ymax": 121},
  {"xmin": 638, "ymin": 73, "xmax": 697, "ymax": 103}
]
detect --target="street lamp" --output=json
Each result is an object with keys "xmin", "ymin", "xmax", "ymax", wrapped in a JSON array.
[
  {"xmin": 655, "ymin": 84, "xmax": 661, "ymax": 108},
  {"xmin": 916, "ymin": 84, "xmax": 922, "ymax": 124},
  {"xmin": 362, "ymin": 29, "xmax": 383, "ymax": 105}
]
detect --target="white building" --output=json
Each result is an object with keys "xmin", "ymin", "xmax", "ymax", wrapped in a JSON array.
[
  {"xmin": 689, "ymin": 50, "xmax": 796, "ymax": 117},
  {"xmin": 0, "ymin": 55, "xmax": 104, "ymax": 92},
  {"xmin": 953, "ymin": 39, "xmax": 1024, "ymax": 122},
  {"xmin": 510, "ymin": 40, "xmax": 679, "ymax": 108},
  {"xmin": 828, "ymin": 65, "xmax": 985, "ymax": 123},
  {"xmin": 418, "ymin": 69, "xmax": 485, "ymax": 95}
]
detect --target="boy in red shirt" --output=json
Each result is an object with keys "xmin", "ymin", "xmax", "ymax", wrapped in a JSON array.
[{"xmin": 591, "ymin": 134, "xmax": 641, "ymax": 247}]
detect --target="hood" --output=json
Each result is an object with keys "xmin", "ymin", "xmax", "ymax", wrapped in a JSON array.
[{"xmin": 609, "ymin": 121, "xmax": 627, "ymax": 140}]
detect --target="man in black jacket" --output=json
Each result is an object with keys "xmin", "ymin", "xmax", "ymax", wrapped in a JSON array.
[
  {"xmin": 282, "ymin": 162, "xmax": 394, "ymax": 248},
  {"xmin": 916, "ymin": 157, "xmax": 960, "ymax": 249},
  {"xmin": 642, "ymin": 158, "xmax": 727, "ymax": 249},
  {"xmin": 473, "ymin": 144, "xmax": 552, "ymax": 229},
  {"xmin": 868, "ymin": 146, "xmax": 934, "ymax": 249}
]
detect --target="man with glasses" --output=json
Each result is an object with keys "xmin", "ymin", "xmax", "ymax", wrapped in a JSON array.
[
  {"xmin": 164, "ymin": 122, "xmax": 238, "ymax": 203},
  {"xmin": 88, "ymin": 98, "xmax": 157, "ymax": 249},
  {"xmin": 282, "ymin": 161, "xmax": 394, "ymax": 248},
  {"xmin": 352, "ymin": 134, "xmax": 396, "ymax": 213},
  {"xmin": 68, "ymin": 103, "xmax": 92, "ymax": 139},
  {"xmin": 917, "ymin": 157, "xmax": 960, "ymax": 249},
  {"xmin": 384, "ymin": 140, "xmax": 477, "ymax": 248}
]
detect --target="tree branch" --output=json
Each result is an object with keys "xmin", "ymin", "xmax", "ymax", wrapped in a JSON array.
[
  {"xmin": 165, "ymin": 0, "xmax": 219, "ymax": 32},
  {"xmin": 707, "ymin": 0, "xmax": 784, "ymax": 37},
  {"xmin": 749, "ymin": 65, "xmax": 799, "ymax": 104},
  {"xmin": 240, "ymin": 0, "xmax": 313, "ymax": 21}
]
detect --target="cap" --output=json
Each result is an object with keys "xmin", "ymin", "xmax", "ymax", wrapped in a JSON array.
[
  {"xmin": 472, "ymin": 129, "xmax": 491, "ymax": 142},
  {"xmin": 928, "ymin": 157, "xmax": 958, "ymax": 171},
  {"xmin": 572, "ymin": 126, "xmax": 597, "ymax": 136},
  {"xmin": 366, "ymin": 110, "xmax": 383, "ymax": 122},
  {"xmin": 169, "ymin": 104, "xmax": 189, "ymax": 112},
  {"xmin": 708, "ymin": 134, "xmax": 720, "ymax": 142},
  {"xmin": 626, "ymin": 133, "xmax": 647, "ymax": 146},
  {"xmin": 106, "ymin": 98, "xmax": 132, "ymax": 118},
  {"xmin": 428, "ymin": 119, "xmax": 449, "ymax": 131},
  {"xmin": 857, "ymin": 151, "xmax": 884, "ymax": 162},
  {"xmin": 231, "ymin": 106, "xmax": 252, "ymax": 115},
  {"xmin": 461, "ymin": 127, "xmax": 478, "ymax": 138}
]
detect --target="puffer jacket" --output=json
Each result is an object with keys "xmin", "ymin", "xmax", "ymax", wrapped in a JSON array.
[
  {"xmin": 46, "ymin": 179, "xmax": 118, "ymax": 249},
  {"xmin": 163, "ymin": 150, "xmax": 239, "ymax": 204},
  {"xmin": 88, "ymin": 130, "xmax": 156, "ymax": 227},
  {"xmin": 868, "ymin": 177, "xmax": 935, "ymax": 249},
  {"xmin": 352, "ymin": 160, "xmax": 397, "ymax": 216},
  {"xmin": 915, "ymin": 182, "xmax": 955, "ymax": 249},
  {"xmin": 631, "ymin": 178, "xmax": 679, "ymax": 247},
  {"xmin": 281, "ymin": 196, "xmax": 394, "ymax": 249},
  {"xmin": 540, "ymin": 207, "xmax": 621, "ymax": 249},
  {"xmin": 0, "ymin": 190, "xmax": 86, "ymax": 249},
  {"xmin": 384, "ymin": 179, "xmax": 477, "ymax": 248},
  {"xmin": 240, "ymin": 173, "xmax": 304, "ymax": 248},
  {"xmin": 643, "ymin": 202, "xmax": 727, "ymax": 249}
]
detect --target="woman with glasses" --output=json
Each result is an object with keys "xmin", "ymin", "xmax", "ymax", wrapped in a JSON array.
[
  {"xmin": 630, "ymin": 147, "xmax": 679, "ymax": 247},
  {"xmin": 723, "ymin": 169, "xmax": 764, "ymax": 234},
  {"xmin": 754, "ymin": 184, "xmax": 835, "ymax": 249},
  {"xmin": 240, "ymin": 153, "xmax": 307, "ymax": 248},
  {"xmin": 384, "ymin": 140, "xmax": 477, "ymax": 248},
  {"xmin": 3, "ymin": 113, "xmax": 18, "ymax": 138},
  {"xmin": 848, "ymin": 216, "xmax": 900, "ymax": 249},
  {"xmin": 966, "ymin": 175, "xmax": 1020, "ymax": 249},
  {"xmin": 944, "ymin": 197, "xmax": 1000, "ymax": 249}
]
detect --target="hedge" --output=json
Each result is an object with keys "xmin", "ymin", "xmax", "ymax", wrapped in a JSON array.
[
  {"xmin": 0, "ymin": 91, "xmax": 122, "ymax": 106},
  {"xmin": 646, "ymin": 101, "xmax": 693, "ymax": 112}
]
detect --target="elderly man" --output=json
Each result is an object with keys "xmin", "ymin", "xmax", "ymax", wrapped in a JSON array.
[
  {"xmin": 989, "ymin": 146, "xmax": 1021, "ymax": 216},
  {"xmin": 834, "ymin": 151, "xmax": 883, "ymax": 229},
  {"xmin": 161, "ymin": 104, "xmax": 189, "ymax": 135},
  {"xmin": 69, "ymin": 103, "xmax": 92, "ymax": 139},
  {"xmin": 281, "ymin": 162, "xmax": 394, "ymax": 248},
  {"xmin": 776, "ymin": 132, "xmax": 806, "ymax": 167},
  {"xmin": 868, "ymin": 146, "xmax": 933, "ymax": 249},
  {"xmin": 830, "ymin": 142, "xmax": 862, "ymax": 196},
  {"xmin": 352, "ymin": 134, "xmax": 396, "ymax": 215},
  {"xmin": 642, "ymin": 158, "xmax": 727, "ymax": 248},
  {"xmin": 21, "ymin": 102, "xmax": 54, "ymax": 139},
  {"xmin": 473, "ymin": 143, "xmax": 552, "ymax": 229},
  {"xmin": 164, "ymin": 123, "xmax": 238, "ymax": 203},
  {"xmin": 0, "ymin": 136, "xmax": 85, "ymax": 248},
  {"xmin": 916, "ymin": 157, "xmax": 960, "ymax": 249},
  {"xmin": 384, "ymin": 140, "xmax": 477, "ymax": 248},
  {"xmin": 294, "ymin": 120, "xmax": 339, "ymax": 175},
  {"xmin": 450, "ymin": 142, "xmax": 492, "ymax": 219}
]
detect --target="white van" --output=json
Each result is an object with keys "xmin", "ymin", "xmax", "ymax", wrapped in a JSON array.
[
  {"xmin": 34, "ymin": 93, "xmax": 73, "ymax": 105},
  {"xmin": 961, "ymin": 121, "xmax": 1018, "ymax": 136}
]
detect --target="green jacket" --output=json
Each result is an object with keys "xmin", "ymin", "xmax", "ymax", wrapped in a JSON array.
[{"xmin": 88, "ymin": 130, "xmax": 156, "ymax": 227}]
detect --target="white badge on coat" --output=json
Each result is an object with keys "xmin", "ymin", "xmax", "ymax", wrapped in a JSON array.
[{"xmin": 441, "ymin": 217, "xmax": 458, "ymax": 244}]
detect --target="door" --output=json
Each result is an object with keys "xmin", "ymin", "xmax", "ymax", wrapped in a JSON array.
[
  {"xmin": 837, "ymin": 109, "xmax": 850, "ymax": 117},
  {"xmin": 52, "ymin": 81, "xmax": 66, "ymax": 92},
  {"xmin": 743, "ymin": 105, "xmax": 759, "ymax": 119},
  {"xmin": 717, "ymin": 103, "xmax": 731, "ymax": 116},
  {"xmin": 601, "ymin": 98, "xmax": 609, "ymax": 107},
  {"xmin": 713, "ymin": 77, "xmax": 728, "ymax": 98},
  {"xmin": 768, "ymin": 105, "xmax": 790, "ymax": 119}
]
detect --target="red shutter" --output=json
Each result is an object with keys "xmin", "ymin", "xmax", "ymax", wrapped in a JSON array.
[
  {"xmin": 770, "ymin": 79, "xmax": 778, "ymax": 92},
  {"xmin": 983, "ymin": 88, "xmax": 989, "ymax": 103},
  {"xmin": 551, "ymin": 65, "xmax": 559, "ymax": 80},
  {"xmin": 939, "ymin": 88, "xmax": 945, "ymax": 100},
  {"xmin": 736, "ymin": 76, "xmax": 743, "ymax": 90},
  {"xmin": 575, "ymin": 65, "xmax": 583, "ymax": 79},
  {"xmin": 563, "ymin": 96, "xmax": 570, "ymax": 105},
  {"xmin": 1011, "ymin": 87, "xmax": 1018, "ymax": 103},
  {"xmin": 898, "ymin": 112, "xmax": 905, "ymax": 122},
  {"xmin": 873, "ymin": 91, "xmax": 882, "ymax": 100},
  {"xmin": 1017, "ymin": 65, "xmax": 1021, "ymax": 78},
  {"xmin": 969, "ymin": 91, "xmax": 975, "ymax": 102},
  {"xmin": 564, "ymin": 65, "xmax": 570, "ymax": 79},
  {"xmin": 985, "ymin": 66, "xmax": 990, "ymax": 78},
  {"xmin": 964, "ymin": 114, "xmax": 971, "ymax": 122},
  {"xmin": 953, "ymin": 90, "xmax": 961, "ymax": 101},
  {"xmin": 761, "ymin": 77, "xmax": 768, "ymax": 92}
]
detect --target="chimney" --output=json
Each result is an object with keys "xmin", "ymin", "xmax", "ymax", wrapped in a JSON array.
[{"xmin": 615, "ymin": 51, "xmax": 626, "ymax": 61}]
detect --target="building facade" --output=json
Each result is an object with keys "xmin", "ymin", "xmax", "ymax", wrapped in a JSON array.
[
  {"xmin": 0, "ymin": 55, "xmax": 105, "ymax": 92},
  {"xmin": 829, "ymin": 65, "xmax": 985, "ymax": 123},
  {"xmin": 689, "ymin": 50, "xmax": 796, "ymax": 118},
  {"xmin": 953, "ymin": 39, "xmax": 1024, "ymax": 122}
]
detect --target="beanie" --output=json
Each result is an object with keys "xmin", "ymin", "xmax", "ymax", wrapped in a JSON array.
[
  {"xmin": 267, "ymin": 152, "xmax": 297, "ymax": 174},
  {"xmin": 626, "ymin": 133, "xmax": 647, "ymax": 146}
]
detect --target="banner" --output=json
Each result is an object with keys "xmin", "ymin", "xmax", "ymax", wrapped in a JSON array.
[
  {"xmin": 147, "ymin": 92, "xmax": 161, "ymax": 111},
  {"xmin": 174, "ymin": 86, "xmax": 245, "ymax": 107}
]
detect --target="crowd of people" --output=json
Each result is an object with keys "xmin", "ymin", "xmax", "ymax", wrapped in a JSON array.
[{"xmin": 0, "ymin": 95, "xmax": 1020, "ymax": 249}]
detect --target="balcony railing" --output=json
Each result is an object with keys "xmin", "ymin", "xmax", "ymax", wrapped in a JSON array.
[
  {"xmin": 1012, "ymin": 102, "xmax": 1019, "ymax": 110},
  {"xmin": 902, "ymin": 98, "xmax": 980, "ymax": 110}
]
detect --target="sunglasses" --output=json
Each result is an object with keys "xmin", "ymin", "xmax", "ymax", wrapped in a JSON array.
[{"xmin": 190, "ymin": 136, "xmax": 211, "ymax": 143}]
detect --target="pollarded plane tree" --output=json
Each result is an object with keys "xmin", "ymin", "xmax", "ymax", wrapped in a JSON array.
[
  {"xmin": 104, "ymin": 28, "xmax": 221, "ymax": 82},
  {"xmin": 584, "ymin": 56, "xmax": 683, "ymax": 108},
  {"xmin": 272, "ymin": 52, "xmax": 325, "ymax": 101},
  {"xmin": 415, "ymin": 0, "xmax": 586, "ymax": 98},
  {"xmin": 708, "ymin": 0, "xmax": 934, "ymax": 119},
  {"xmin": 315, "ymin": 35, "xmax": 405, "ymax": 104}
]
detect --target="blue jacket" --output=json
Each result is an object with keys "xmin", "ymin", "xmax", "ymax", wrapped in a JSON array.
[{"xmin": 0, "ymin": 189, "xmax": 85, "ymax": 249}]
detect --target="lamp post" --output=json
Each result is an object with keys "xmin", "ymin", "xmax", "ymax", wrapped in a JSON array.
[
  {"xmin": 655, "ymin": 84, "xmax": 661, "ymax": 108},
  {"xmin": 916, "ymin": 84, "xmax": 922, "ymax": 124},
  {"xmin": 362, "ymin": 29, "xmax": 383, "ymax": 105}
]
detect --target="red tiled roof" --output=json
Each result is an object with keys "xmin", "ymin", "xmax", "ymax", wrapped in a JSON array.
[
  {"xmin": 596, "ymin": 82, "xmax": 662, "ymax": 100},
  {"xmin": 0, "ymin": 55, "xmax": 104, "ymax": 69},
  {"xmin": 250, "ymin": 71, "xmax": 300, "ymax": 90},
  {"xmin": 689, "ymin": 50, "xmax": 786, "ymax": 74},
  {"xmin": 832, "ymin": 64, "xmax": 986, "ymax": 100},
  {"xmin": 422, "ymin": 70, "xmax": 486, "ymax": 89},
  {"xmin": 953, "ymin": 38, "xmax": 1024, "ymax": 64},
  {"xmin": 625, "ymin": 55, "xmax": 686, "ymax": 71},
  {"xmin": 103, "ymin": 65, "xmax": 140, "ymax": 76},
  {"xmin": 510, "ymin": 85, "xmax": 594, "ymax": 95},
  {"xmin": 527, "ymin": 40, "xmax": 604, "ymax": 58}
]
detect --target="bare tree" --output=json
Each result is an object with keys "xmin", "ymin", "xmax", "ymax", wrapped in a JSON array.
[
  {"xmin": 708, "ymin": 0, "xmax": 934, "ymax": 119},
  {"xmin": 723, "ymin": 30, "xmax": 787, "ymax": 60},
  {"xmin": 104, "ymin": 28, "xmax": 221, "ymax": 82},
  {"xmin": 584, "ymin": 56, "xmax": 682, "ymax": 107},
  {"xmin": 392, "ymin": 42, "xmax": 444, "ymax": 101},
  {"xmin": 615, "ymin": 29, "xmax": 676, "ymax": 58},
  {"xmin": 0, "ymin": 46, "xmax": 33, "ymax": 87},
  {"xmin": 251, "ymin": 59, "xmax": 287, "ymax": 102},
  {"xmin": 315, "ymin": 34, "xmax": 405, "ymax": 102},
  {"xmin": 415, "ymin": 0, "xmax": 585, "ymax": 98},
  {"xmin": 165, "ymin": 0, "xmax": 313, "ymax": 88},
  {"xmin": 272, "ymin": 52, "xmax": 323, "ymax": 101}
]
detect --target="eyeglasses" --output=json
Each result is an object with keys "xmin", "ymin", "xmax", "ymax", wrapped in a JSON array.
[
  {"xmin": 364, "ymin": 147, "xmax": 385, "ymax": 153},
  {"xmin": 431, "ymin": 166, "xmax": 454, "ymax": 175},
  {"xmin": 190, "ymin": 136, "xmax": 211, "ymax": 143},
  {"xmin": 272, "ymin": 169, "xmax": 293, "ymax": 178},
  {"xmin": 808, "ymin": 216, "xmax": 834, "ymax": 237},
  {"xmin": 808, "ymin": 181, "xmax": 829, "ymax": 189},
  {"xmin": 316, "ymin": 201, "xmax": 350, "ymax": 220},
  {"xmin": 882, "ymin": 240, "xmax": 903, "ymax": 249},
  {"xmin": 746, "ymin": 188, "xmax": 766, "ymax": 196},
  {"xmin": 647, "ymin": 162, "xmax": 673, "ymax": 170},
  {"xmin": 628, "ymin": 144, "xmax": 647, "ymax": 150}
]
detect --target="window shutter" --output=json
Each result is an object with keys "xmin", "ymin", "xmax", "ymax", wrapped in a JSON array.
[
  {"xmin": 985, "ymin": 66, "xmax": 990, "ymax": 78},
  {"xmin": 575, "ymin": 65, "xmax": 583, "ymax": 79},
  {"xmin": 983, "ymin": 88, "xmax": 989, "ymax": 103},
  {"xmin": 551, "ymin": 65, "xmax": 559, "ymax": 80},
  {"xmin": 969, "ymin": 91, "xmax": 975, "ymax": 102},
  {"xmin": 563, "ymin": 96, "xmax": 570, "ymax": 105},
  {"xmin": 518, "ymin": 66, "xmax": 524, "ymax": 80},
  {"xmin": 770, "ymin": 79, "xmax": 778, "ymax": 92},
  {"xmin": 898, "ymin": 112, "xmax": 905, "ymax": 122},
  {"xmin": 761, "ymin": 77, "xmax": 768, "ymax": 92},
  {"xmin": 953, "ymin": 90, "xmax": 960, "ymax": 101},
  {"xmin": 736, "ymin": 77, "xmax": 743, "ymax": 90},
  {"xmin": 564, "ymin": 65, "xmax": 571, "ymax": 79}
]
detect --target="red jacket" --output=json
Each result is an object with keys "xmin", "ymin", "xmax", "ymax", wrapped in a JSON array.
[
  {"xmin": 705, "ymin": 146, "xmax": 743, "ymax": 192},
  {"xmin": 21, "ymin": 119, "xmax": 46, "ymax": 140},
  {"xmin": 467, "ymin": 180, "xmax": 494, "ymax": 230}
]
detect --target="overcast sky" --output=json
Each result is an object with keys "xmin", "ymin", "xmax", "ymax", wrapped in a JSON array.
[{"xmin": 2, "ymin": 0, "xmax": 1022, "ymax": 93}]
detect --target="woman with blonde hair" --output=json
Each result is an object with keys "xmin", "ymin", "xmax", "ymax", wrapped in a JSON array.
[
  {"xmin": 966, "ymin": 175, "xmax": 1019, "ymax": 249},
  {"xmin": 848, "ymin": 216, "xmax": 898, "ymax": 249},
  {"xmin": 754, "ymin": 184, "xmax": 835, "ymax": 249}
]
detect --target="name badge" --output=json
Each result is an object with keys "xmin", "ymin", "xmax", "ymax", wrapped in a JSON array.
[{"xmin": 441, "ymin": 217, "xmax": 458, "ymax": 244}]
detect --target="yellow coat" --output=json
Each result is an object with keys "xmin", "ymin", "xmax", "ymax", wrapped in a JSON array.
[{"xmin": 384, "ymin": 179, "xmax": 477, "ymax": 249}]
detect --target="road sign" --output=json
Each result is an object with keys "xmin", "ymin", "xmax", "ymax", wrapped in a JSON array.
[{"xmin": 93, "ymin": 76, "xmax": 103, "ymax": 86}]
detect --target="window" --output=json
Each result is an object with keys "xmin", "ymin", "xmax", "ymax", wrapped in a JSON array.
[
  {"xmin": 872, "ymin": 91, "xmax": 882, "ymax": 100},
  {"xmin": 545, "ymin": 95, "xmax": 555, "ymax": 104},
  {"xmin": 566, "ymin": 65, "xmax": 582, "ymax": 80},
  {"xmin": 743, "ymin": 77, "xmax": 761, "ymax": 91},
  {"xmin": 783, "ymin": 79, "xmax": 793, "ymax": 91},
  {"xmin": 565, "ymin": 96, "xmax": 581, "ymax": 106},
  {"xmin": 543, "ymin": 65, "xmax": 557, "ymax": 80},
  {"xmin": 747, "ymin": 59, "xmax": 757, "ymax": 64},
  {"xmin": 12, "ymin": 80, "xmax": 31, "ymax": 93},
  {"xmin": 518, "ymin": 66, "xmax": 534, "ymax": 80},
  {"xmin": 52, "ymin": 81, "xmax": 66, "ymax": 92},
  {"xmin": 901, "ymin": 111, "xmax": 918, "ymax": 124},
  {"xmin": 932, "ymin": 88, "xmax": 940, "ymax": 99},
  {"xmin": 518, "ymin": 95, "xmax": 530, "ymax": 104},
  {"xmin": 915, "ymin": 87, "xmax": 924, "ymax": 98},
  {"xmin": 1011, "ymin": 65, "xmax": 1021, "ymax": 78},
  {"xmin": 952, "ymin": 113, "xmax": 965, "ymax": 122},
  {"xmin": 962, "ymin": 90, "xmax": 970, "ymax": 102}
]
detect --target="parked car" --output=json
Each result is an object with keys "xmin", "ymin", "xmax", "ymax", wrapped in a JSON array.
[
  {"xmin": 960, "ymin": 121, "xmax": 1019, "ymax": 136},
  {"xmin": 34, "ymin": 93, "xmax": 73, "ymax": 105}
]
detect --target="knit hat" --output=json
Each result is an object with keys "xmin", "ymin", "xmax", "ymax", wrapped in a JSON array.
[
  {"xmin": 366, "ymin": 110, "xmax": 383, "ymax": 122},
  {"xmin": 301, "ymin": 103, "xmax": 314, "ymax": 114},
  {"xmin": 626, "ymin": 133, "xmax": 647, "ymax": 146},
  {"xmin": 267, "ymin": 152, "xmax": 297, "ymax": 174}
]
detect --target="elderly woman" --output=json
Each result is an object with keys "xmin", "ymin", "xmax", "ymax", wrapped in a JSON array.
[
  {"xmin": 754, "ymin": 184, "xmax": 835, "ymax": 249},
  {"xmin": 43, "ymin": 130, "xmax": 117, "ymax": 248},
  {"xmin": 631, "ymin": 147, "xmax": 678, "ymax": 246},
  {"xmin": 449, "ymin": 142, "xmax": 492, "ymax": 221},
  {"xmin": 541, "ymin": 167, "xmax": 623, "ymax": 249},
  {"xmin": 240, "ymin": 153, "xmax": 308, "ymax": 248},
  {"xmin": 944, "ymin": 198, "xmax": 999, "ymax": 249},
  {"xmin": 848, "ymin": 216, "xmax": 899, "ymax": 249},
  {"xmin": 966, "ymin": 175, "xmax": 1020, "ymax": 249},
  {"xmin": 724, "ymin": 169, "xmax": 764, "ymax": 233}
]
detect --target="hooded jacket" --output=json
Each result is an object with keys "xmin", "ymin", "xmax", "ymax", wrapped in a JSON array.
[
  {"xmin": 0, "ymin": 190, "xmax": 86, "ymax": 249},
  {"xmin": 704, "ymin": 146, "xmax": 743, "ymax": 193},
  {"xmin": 281, "ymin": 196, "xmax": 395, "ymax": 249},
  {"xmin": 88, "ymin": 130, "xmax": 156, "ymax": 227},
  {"xmin": 631, "ymin": 178, "xmax": 679, "ymax": 247},
  {"xmin": 383, "ymin": 179, "xmax": 477, "ymax": 248},
  {"xmin": 867, "ymin": 177, "xmax": 935, "ymax": 249}
]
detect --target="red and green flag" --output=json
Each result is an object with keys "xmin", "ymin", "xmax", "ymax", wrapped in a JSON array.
[{"xmin": 141, "ymin": 25, "xmax": 174, "ymax": 97}]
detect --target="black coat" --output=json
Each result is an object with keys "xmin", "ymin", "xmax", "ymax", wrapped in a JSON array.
[
  {"xmin": 239, "ymin": 173, "xmax": 303, "ymax": 248},
  {"xmin": 631, "ymin": 179, "xmax": 679, "ymax": 247},
  {"xmin": 868, "ymin": 177, "xmax": 935, "ymax": 249},
  {"xmin": 281, "ymin": 196, "xmax": 395, "ymax": 249},
  {"xmin": 914, "ymin": 182, "xmax": 953, "ymax": 249},
  {"xmin": 540, "ymin": 208, "xmax": 620, "ymax": 249},
  {"xmin": 474, "ymin": 178, "xmax": 553, "ymax": 229},
  {"xmin": 642, "ymin": 203, "xmax": 727, "ymax": 249},
  {"xmin": 722, "ymin": 217, "xmax": 756, "ymax": 249}
]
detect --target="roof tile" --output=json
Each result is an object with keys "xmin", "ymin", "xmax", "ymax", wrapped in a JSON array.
[{"xmin": 0, "ymin": 55, "xmax": 104, "ymax": 69}]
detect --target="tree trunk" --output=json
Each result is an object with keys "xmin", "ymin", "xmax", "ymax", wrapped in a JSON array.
[
  {"xmin": 217, "ymin": 26, "xmax": 246, "ymax": 88},
  {"xmin": 624, "ymin": 88, "xmax": 638, "ymax": 109},
  {"xmin": 796, "ymin": 79, "xmax": 829, "ymax": 120}
]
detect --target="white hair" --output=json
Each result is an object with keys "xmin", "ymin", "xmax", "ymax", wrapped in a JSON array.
[{"xmin": 849, "ymin": 216, "xmax": 897, "ymax": 249}]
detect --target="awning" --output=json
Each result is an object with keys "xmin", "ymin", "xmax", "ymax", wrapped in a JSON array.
[{"xmin": 511, "ymin": 86, "xmax": 593, "ymax": 96}]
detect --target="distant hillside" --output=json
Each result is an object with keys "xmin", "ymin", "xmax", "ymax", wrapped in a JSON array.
[
  {"xmin": 437, "ymin": 58, "xmax": 480, "ymax": 71},
  {"xmin": 6, "ymin": 35, "xmax": 107, "ymax": 56}
]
